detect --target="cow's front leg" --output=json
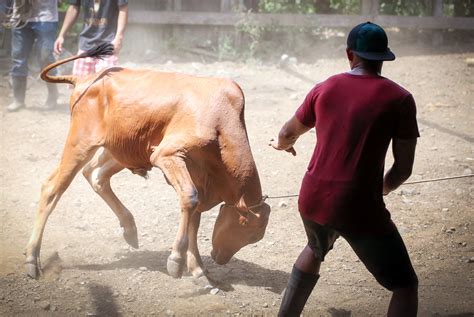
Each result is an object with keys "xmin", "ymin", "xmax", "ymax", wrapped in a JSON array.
[
  {"xmin": 187, "ymin": 210, "xmax": 211, "ymax": 285},
  {"xmin": 152, "ymin": 154, "xmax": 198, "ymax": 278}
]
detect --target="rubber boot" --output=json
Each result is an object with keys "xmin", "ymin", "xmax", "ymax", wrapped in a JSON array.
[
  {"xmin": 7, "ymin": 76, "xmax": 27, "ymax": 112},
  {"xmin": 43, "ymin": 83, "xmax": 58, "ymax": 110},
  {"xmin": 278, "ymin": 266, "xmax": 319, "ymax": 317}
]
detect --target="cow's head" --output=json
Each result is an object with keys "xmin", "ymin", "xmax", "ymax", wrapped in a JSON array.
[{"xmin": 211, "ymin": 197, "xmax": 271, "ymax": 264}]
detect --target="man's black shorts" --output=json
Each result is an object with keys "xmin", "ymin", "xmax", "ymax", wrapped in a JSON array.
[{"xmin": 302, "ymin": 217, "xmax": 418, "ymax": 291}]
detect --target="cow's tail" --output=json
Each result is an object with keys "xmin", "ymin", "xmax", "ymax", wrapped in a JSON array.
[{"xmin": 40, "ymin": 42, "xmax": 115, "ymax": 87}]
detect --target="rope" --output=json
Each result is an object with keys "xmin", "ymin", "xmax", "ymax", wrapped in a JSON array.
[
  {"xmin": 319, "ymin": 281, "xmax": 474, "ymax": 291},
  {"xmin": 403, "ymin": 173, "xmax": 474, "ymax": 185},
  {"xmin": 264, "ymin": 173, "xmax": 474, "ymax": 200}
]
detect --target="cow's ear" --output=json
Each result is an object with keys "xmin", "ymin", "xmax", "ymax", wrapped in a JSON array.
[{"xmin": 235, "ymin": 195, "xmax": 247, "ymax": 212}]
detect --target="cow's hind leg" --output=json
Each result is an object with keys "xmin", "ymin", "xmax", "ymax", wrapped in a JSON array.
[
  {"xmin": 82, "ymin": 148, "xmax": 139, "ymax": 248},
  {"xmin": 151, "ymin": 151, "xmax": 198, "ymax": 279},
  {"xmin": 25, "ymin": 138, "xmax": 99, "ymax": 279}
]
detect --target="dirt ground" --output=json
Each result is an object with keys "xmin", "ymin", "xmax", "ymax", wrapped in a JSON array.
[{"xmin": 0, "ymin": 52, "xmax": 473, "ymax": 316}]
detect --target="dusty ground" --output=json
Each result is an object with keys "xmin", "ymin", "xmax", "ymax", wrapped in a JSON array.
[{"xmin": 0, "ymin": 53, "xmax": 473, "ymax": 316}]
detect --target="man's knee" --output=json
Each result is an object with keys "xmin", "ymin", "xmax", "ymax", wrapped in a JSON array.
[{"xmin": 379, "ymin": 270, "xmax": 418, "ymax": 291}]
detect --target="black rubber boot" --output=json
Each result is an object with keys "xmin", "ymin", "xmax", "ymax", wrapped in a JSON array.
[
  {"xmin": 278, "ymin": 266, "xmax": 319, "ymax": 317},
  {"xmin": 7, "ymin": 76, "xmax": 27, "ymax": 112},
  {"xmin": 43, "ymin": 83, "xmax": 58, "ymax": 110}
]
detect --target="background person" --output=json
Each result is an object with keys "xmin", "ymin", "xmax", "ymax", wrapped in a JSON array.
[
  {"xmin": 271, "ymin": 22, "xmax": 420, "ymax": 317},
  {"xmin": 54, "ymin": 0, "xmax": 128, "ymax": 77},
  {"xmin": 7, "ymin": 0, "xmax": 59, "ymax": 112}
]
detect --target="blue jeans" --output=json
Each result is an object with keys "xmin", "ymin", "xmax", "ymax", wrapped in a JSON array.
[{"xmin": 11, "ymin": 21, "xmax": 58, "ymax": 77}]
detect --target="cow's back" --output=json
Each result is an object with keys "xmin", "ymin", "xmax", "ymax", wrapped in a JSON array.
[{"xmin": 72, "ymin": 68, "xmax": 252, "ymax": 185}]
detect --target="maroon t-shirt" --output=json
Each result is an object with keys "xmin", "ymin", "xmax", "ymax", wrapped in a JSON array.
[{"xmin": 296, "ymin": 73, "xmax": 419, "ymax": 235}]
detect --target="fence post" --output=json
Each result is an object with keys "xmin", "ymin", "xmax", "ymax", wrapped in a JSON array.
[
  {"xmin": 174, "ymin": 0, "xmax": 182, "ymax": 12},
  {"xmin": 431, "ymin": 0, "xmax": 444, "ymax": 45},
  {"xmin": 433, "ymin": 0, "xmax": 443, "ymax": 17},
  {"xmin": 361, "ymin": 0, "xmax": 379, "ymax": 17},
  {"xmin": 221, "ymin": 0, "xmax": 232, "ymax": 12}
]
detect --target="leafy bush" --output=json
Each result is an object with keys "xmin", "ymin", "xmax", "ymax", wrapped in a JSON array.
[{"xmin": 255, "ymin": 0, "xmax": 473, "ymax": 17}]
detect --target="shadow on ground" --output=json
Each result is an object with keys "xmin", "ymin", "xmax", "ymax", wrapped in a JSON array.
[{"xmin": 71, "ymin": 250, "xmax": 289, "ymax": 294}]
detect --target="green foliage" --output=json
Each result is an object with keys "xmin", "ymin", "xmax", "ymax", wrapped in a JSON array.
[
  {"xmin": 255, "ymin": 0, "xmax": 474, "ymax": 16},
  {"xmin": 58, "ymin": 0, "xmax": 70, "ymax": 12},
  {"xmin": 444, "ymin": 0, "xmax": 474, "ymax": 17},
  {"xmin": 258, "ymin": 0, "xmax": 360, "ymax": 14},
  {"xmin": 218, "ymin": 34, "xmax": 238, "ymax": 60},
  {"xmin": 236, "ymin": 12, "xmax": 266, "ymax": 59},
  {"xmin": 259, "ymin": 0, "xmax": 316, "ymax": 14},
  {"xmin": 379, "ymin": 0, "xmax": 429, "ymax": 16},
  {"xmin": 329, "ymin": 0, "xmax": 360, "ymax": 14}
]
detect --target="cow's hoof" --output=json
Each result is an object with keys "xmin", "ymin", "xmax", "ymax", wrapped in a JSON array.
[
  {"xmin": 193, "ymin": 274, "xmax": 211, "ymax": 288},
  {"xmin": 167, "ymin": 255, "xmax": 184, "ymax": 278},
  {"xmin": 26, "ymin": 263, "xmax": 40, "ymax": 279},
  {"xmin": 123, "ymin": 226, "xmax": 139, "ymax": 249}
]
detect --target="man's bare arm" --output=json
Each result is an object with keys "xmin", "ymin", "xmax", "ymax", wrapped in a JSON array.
[
  {"xmin": 383, "ymin": 138, "xmax": 417, "ymax": 195},
  {"xmin": 270, "ymin": 115, "xmax": 312, "ymax": 156},
  {"xmin": 112, "ymin": 4, "xmax": 129, "ymax": 54},
  {"xmin": 54, "ymin": 5, "xmax": 80, "ymax": 55}
]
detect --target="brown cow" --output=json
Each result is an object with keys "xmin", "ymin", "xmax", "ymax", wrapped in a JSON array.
[{"xmin": 25, "ymin": 44, "xmax": 271, "ymax": 283}]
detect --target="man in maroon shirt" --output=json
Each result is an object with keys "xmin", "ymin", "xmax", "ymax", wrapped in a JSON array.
[{"xmin": 271, "ymin": 22, "xmax": 419, "ymax": 316}]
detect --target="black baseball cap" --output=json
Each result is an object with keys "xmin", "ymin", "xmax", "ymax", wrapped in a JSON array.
[{"xmin": 347, "ymin": 22, "xmax": 395, "ymax": 61}]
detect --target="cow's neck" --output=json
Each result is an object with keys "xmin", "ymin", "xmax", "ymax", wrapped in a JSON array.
[{"xmin": 241, "ymin": 169, "xmax": 263, "ymax": 207}]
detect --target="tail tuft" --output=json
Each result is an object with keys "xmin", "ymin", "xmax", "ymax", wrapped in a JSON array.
[
  {"xmin": 40, "ymin": 42, "xmax": 113, "ymax": 86},
  {"xmin": 82, "ymin": 42, "xmax": 115, "ymax": 60}
]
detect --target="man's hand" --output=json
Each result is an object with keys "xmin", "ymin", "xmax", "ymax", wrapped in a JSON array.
[
  {"xmin": 269, "ymin": 115, "xmax": 311, "ymax": 156},
  {"xmin": 113, "ymin": 4, "xmax": 128, "ymax": 55},
  {"xmin": 54, "ymin": 4, "xmax": 80, "ymax": 55},
  {"xmin": 383, "ymin": 138, "xmax": 417, "ymax": 195},
  {"xmin": 111, "ymin": 38, "xmax": 122, "ymax": 55},
  {"xmin": 54, "ymin": 36, "xmax": 64, "ymax": 55},
  {"xmin": 269, "ymin": 137, "xmax": 297, "ymax": 156}
]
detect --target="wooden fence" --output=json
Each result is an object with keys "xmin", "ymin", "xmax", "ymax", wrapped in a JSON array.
[
  {"xmin": 119, "ymin": 0, "xmax": 474, "ymax": 60},
  {"xmin": 128, "ymin": 0, "xmax": 474, "ymax": 30}
]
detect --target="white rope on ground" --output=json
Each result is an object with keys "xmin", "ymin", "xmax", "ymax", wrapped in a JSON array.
[
  {"xmin": 319, "ymin": 282, "xmax": 474, "ymax": 290},
  {"xmin": 264, "ymin": 174, "xmax": 474, "ymax": 200}
]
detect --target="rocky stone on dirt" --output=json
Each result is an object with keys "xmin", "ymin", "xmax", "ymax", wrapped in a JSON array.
[
  {"xmin": 165, "ymin": 309, "xmax": 175, "ymax": 316},
  {"xmin": 263, "ymin": 302, "xmax": 269, "ymax": 308},
  {"xmin": 468, "ymin": 257, "xmax": 474, "ymax": 263},
  {"xmin": 278, "ymin": 201, "xmax": 288, "ymax": 208},
  {"xmin": 462, "ymin": 168, "xmax": 472, "ymax": 175},
  {"xmin": 139, "ymin": 266, "xmax": 148, "ymax": 271},
  {"xmin": 39, "ymin": 301, "xmax": 50, "ymax": 310},
  {"xmin": 401, "ymin": 196, "xmax": 411, "ymax": 204},
  {"xmin": 210, "ymin": 288, "xmax": 220, "ymax": 295},
  {"xmin": 399, "ymin": 188, "xmax": 418, "ymax": 196},
  {"xmin": 446, "ymin": 227, "xmax": 456, "ymax": 234}
]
